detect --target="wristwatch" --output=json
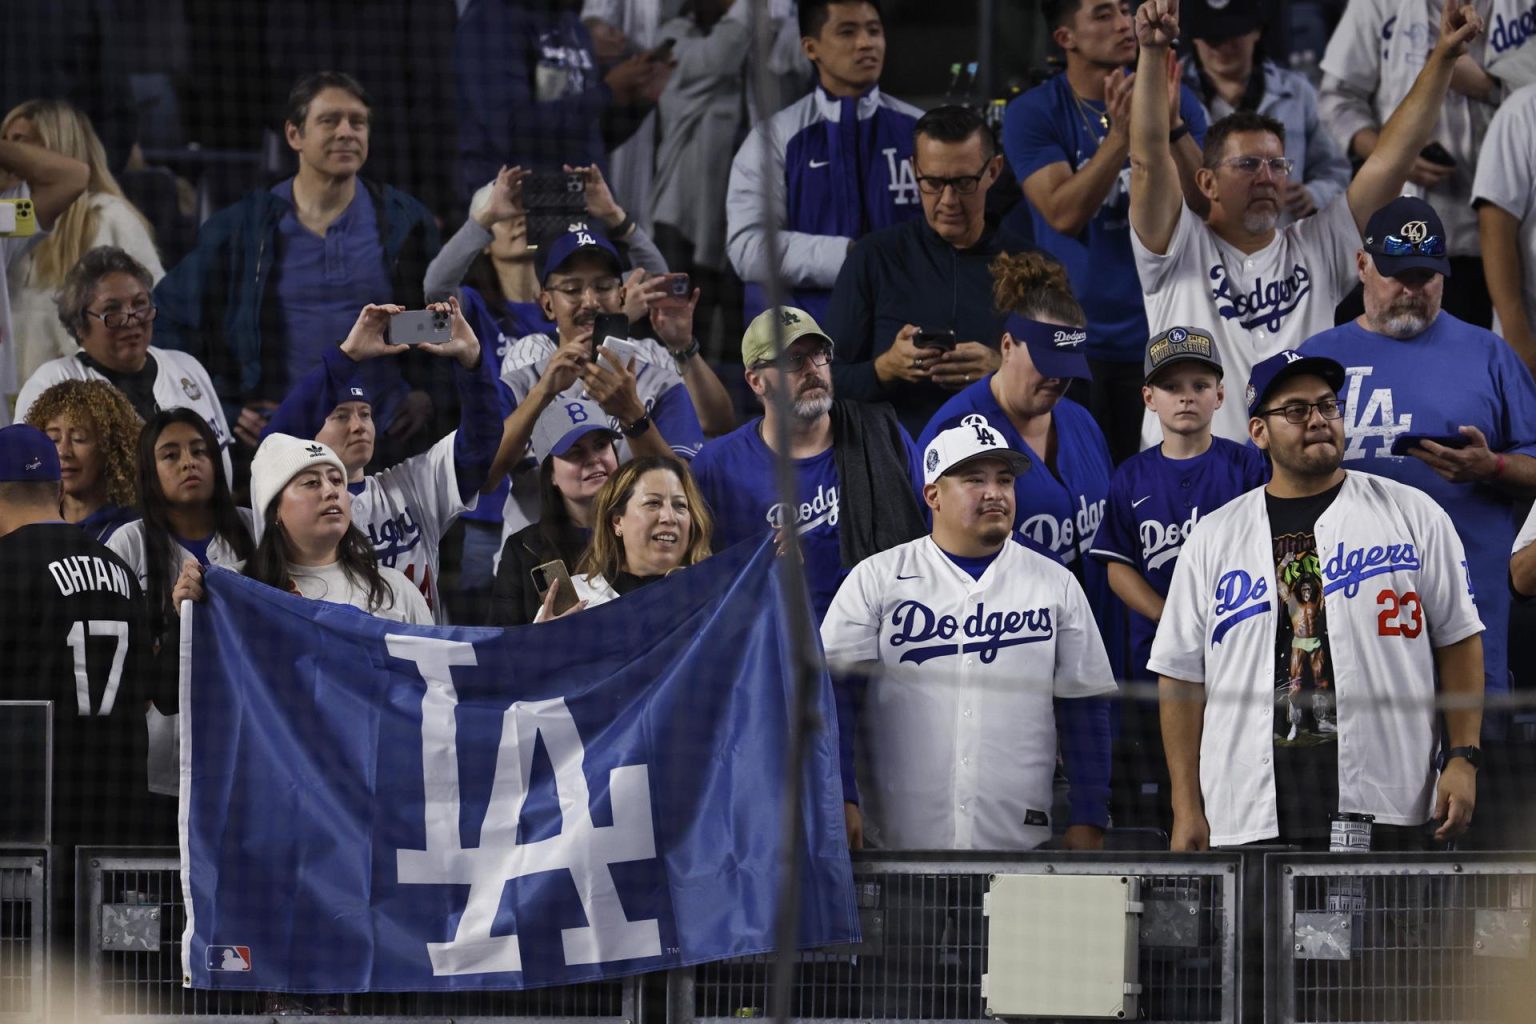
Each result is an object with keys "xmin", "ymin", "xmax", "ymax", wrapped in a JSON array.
[
  {"xmin": 1439, "ymin": 746, "xmax": 1482, "ymax": 770},
  {"xmin": 621, "ymin": 413, "xmax": 652, "ymax": 438}
]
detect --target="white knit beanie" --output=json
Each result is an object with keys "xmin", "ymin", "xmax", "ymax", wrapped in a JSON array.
[{"xmin": 249, "ymin": 433, "xmax": 348, "ymax": 541}]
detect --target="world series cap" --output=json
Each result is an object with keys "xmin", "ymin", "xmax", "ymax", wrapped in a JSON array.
[{"xmin": 1144, "ymin": 325, "xmax": 1224, "ymax": 383}]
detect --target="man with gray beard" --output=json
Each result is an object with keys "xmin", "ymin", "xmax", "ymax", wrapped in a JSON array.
[
  {"xmin": 690, "ymin": 305, "xmax": 928, "ymax": 624},
  {"xmin": 1299, "ymin": 194, "xmax": 1536, "ymax": 848},
  {"xmin": 1125, "ymin": 0, "xmax": 1483, "ymax": 447}
]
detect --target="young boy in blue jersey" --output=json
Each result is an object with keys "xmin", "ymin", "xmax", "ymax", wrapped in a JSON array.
[
  {"xmin": 1089, "ymin": 325, "xmax": 1265, "ymax": 828},
  {"xmin": 1091, "ymin": 325, "xmax": 1267, "ymax": 677}
]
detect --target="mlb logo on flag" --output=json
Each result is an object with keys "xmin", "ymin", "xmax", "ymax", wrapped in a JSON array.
[{"xmin": 207, "ymin": 946, "xmax": 252, "ymax": 972}]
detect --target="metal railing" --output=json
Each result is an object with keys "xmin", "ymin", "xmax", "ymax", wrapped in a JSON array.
[
  {"xmin": 77, "ymin": 848, "xmax": 640, "ymax": 1022},
  {"xmin": 68, "ymin": 847, "xmax": 1536, "ymax": 1023},
  {"xmin": 0, "ymin": 850, "xmax": 46, "ymax": 1024},
  {"xmin": 1269, "ymin": 852, "xmax": 1536, "ymax": 1024},
  {"xmin": 668, "ymin": 851, "xmax": 1241, "ymax": 1024}
]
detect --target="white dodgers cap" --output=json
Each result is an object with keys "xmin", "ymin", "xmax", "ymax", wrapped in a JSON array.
[{"xmin": 922, "ymin": 414, "xmax": 1031, "ymax": 486}]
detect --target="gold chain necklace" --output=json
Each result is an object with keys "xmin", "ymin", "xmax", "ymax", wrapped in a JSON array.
[{"xmin": 1068, "ymin": 86, "xmax": 1109, "ymax": 137}]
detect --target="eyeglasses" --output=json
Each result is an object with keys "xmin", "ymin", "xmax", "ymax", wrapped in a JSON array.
[
  {"xmin": 84, "ymin": 304, "xmax": 158, "ymax": 330},
  {"xmin": 752, "ymin": 348, "xmax": 833, "ymax": 373},
  {"xmin": 1256, "ymin": 398, "xmax": 1345, "ymax": 423},
  {"xmin": 1380, "ymin": 234, "xmax": 1446, "ymax": 257},
  {"xmin": 546, "ymin": 278, "xmax": 622, "ymax": 300},
  {"xmin": 914, "ymin": 164, "xmax": 991, "ymax": 196},
  {"xmin": 1218, "ymin": 156, "xmax": 1295, "ymax": 177}
]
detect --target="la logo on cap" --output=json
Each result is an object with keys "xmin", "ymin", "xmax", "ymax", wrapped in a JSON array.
[
  {"xmin": 1168, "ymin": 327, "xmax": 1188, "ymax": 343},
  {"xmin": 1283, "ymin": 351, "xmax": 1301, "ymax": 364},
  {"xmin": 779, "ymin": 309, "xmax": 801, "ymax": 326},
  {"xmin": 1399, "ymin": 220, "xmax": 1429, "ymax": 242}
]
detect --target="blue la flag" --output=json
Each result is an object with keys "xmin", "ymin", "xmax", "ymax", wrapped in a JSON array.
[{"xmin": 179, "ymin": 537, "xmax": 859, "ymax": 992}]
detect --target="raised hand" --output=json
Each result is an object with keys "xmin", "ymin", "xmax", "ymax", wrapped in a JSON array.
[
  {"xmin": 1135, "ymin": 0, "xmax": 1180, "ymax": 49},
  {"xmin": 1436, "ymin": 2, "xmax": 1485, "ymax": 60}
]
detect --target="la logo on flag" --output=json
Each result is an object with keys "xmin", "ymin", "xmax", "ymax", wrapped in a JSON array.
[{"xmin": 207, "ymin": 946, "xmax": 252, "ymax": 972}]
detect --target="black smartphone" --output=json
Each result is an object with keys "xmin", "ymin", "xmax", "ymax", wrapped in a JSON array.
[
  {"xmin": 531, "ymin": 560, "xmax": 579, "ymax": 616},
  {"xmin": 915, "ymin": 328, "xmax": 957, "ymax": 352},
  {"xmin": 592, "ymin": 313, "xmax": 630, "ymax": 348},
  {"xmin": 1420, "ymin": 142, "xmax": 1456, "ymax": 168},
  {"xmin": 1389, "ymin": 433, "xmax": 1472, "ymax": 456},
  {"xmin": 523, "ymin": 170, "xmax": 589, "ymax": 248}
]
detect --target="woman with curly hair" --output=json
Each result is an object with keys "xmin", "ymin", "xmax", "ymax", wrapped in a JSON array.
[
  {"xmin": 24, "ymin": 378, "xmax": 141, "ymax": 542},
  {"xmin": 1, "ymin": 99, "xmax": 163, "ymax": 382},
  {"xmin": 916, "ymin": 251, "xmax": 1124, "ymax": 675}
]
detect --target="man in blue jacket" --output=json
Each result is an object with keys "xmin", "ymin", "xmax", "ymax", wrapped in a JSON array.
[
  {"xmin": 153, "ymin": 72, "xmax": 441, "ymax": 462},
  {"xmin": 826, "ymin": 105, "xmax": 1033, "ymax": 436},
  {"xmin": 725, "ymin": 0, "xmax": 923, "ymax": 325}
]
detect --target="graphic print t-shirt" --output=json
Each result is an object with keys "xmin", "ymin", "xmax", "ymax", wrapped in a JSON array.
[{"xmin": 1265, "ymin": 480, "xmax": 1343, "ymax": 840}]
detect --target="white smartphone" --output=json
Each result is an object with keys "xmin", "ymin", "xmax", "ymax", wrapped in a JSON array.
[{"xmin": 599, "ymin": 337, "xmax": 643, "ymax": 368}]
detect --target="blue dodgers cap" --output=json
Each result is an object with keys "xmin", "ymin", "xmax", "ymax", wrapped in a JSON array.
[
  {"xmin": 536, "ymin": 222, "xmax": 623, "ymax": 284},
  {"xmin": 1246, "ymin": 350, "xmax": 1347, "ymax": 417},
  {"xmin": 1004, "ymin": 314, "xmax": 1091, "ymax": 380},
  {"xmin": 1363, "ymin": 196, "xmax": 1451, "ymax": 279},
  {"xmin": 0, "ymin": 425, "xmax": 60, "ymax": 482}
]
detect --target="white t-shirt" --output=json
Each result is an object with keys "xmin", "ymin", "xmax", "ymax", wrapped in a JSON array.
[
  {"xmin": 8, "ymin": 192, "xmax": 165, "ymax": 384},
  {"xmin": 107, "ymin": 510, "xmax": 255, "ymax": 796},
  {"xmin": 1149, "ymin": 473, "xmax": 1483, "ymax": 846},
  {"xmin": 17, "ymin": 346, "xmax": 233, "ymax": 481},
  {"xmin": 1512, "ymin": 501, "xmax": 1536, "ymax": 554},
  {"xmin": 1471, "ymin": 82, "xmax": 1536, "ymax": 340},
  {"xmin": 286, "ymin": 560, "xmax": 433, "ymax": 625},
  {"xmin": 1133, "ymin": 197, "xmax": 1361, "ymax": 446},
  {"xmin": 820, "ymin": 536, "xmax": 1117, "ymax": 851}
]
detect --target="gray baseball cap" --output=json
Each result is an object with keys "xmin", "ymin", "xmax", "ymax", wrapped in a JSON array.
[
  {"xmin": 529, "ymin": 397, "xmax": 619, "ymax": 464},
  {"xmin": 1144, "ymin": 325, "xmax": 1224, "ymax": 384}
]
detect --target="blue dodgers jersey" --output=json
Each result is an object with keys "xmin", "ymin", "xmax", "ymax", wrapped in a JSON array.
[
  {"xmin": 1090, "ymin": 438, "xmax": 1269, "ymax": 678},
  {"xmin": 1301, "ymin": 313, "xmax": 1536, "ymax": 694},
  {"xmin": 1002, "ymin": 75, "xmax": 1208, "ymax": 363},
  {"xmin": 918, "ymin": 381, "xmax": 1126, "ymax": 677},
  {"xmin": 460, "ymin": 288, "xmax": 553, "ymax": 526},
  {"xmin": 691, "ymin": 419, "xmax": 925, "ymax": 623}
]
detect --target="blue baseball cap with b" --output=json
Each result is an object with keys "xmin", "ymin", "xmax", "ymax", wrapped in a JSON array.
[
  {"xmin": 530, "ymin": 397, "xmax": 620, "ymax": 464},
  {"xmin": 1246, "ymin": 350, "xmax": 1346, "ymax": 417},
  {"xmin": 537, "ymin": 223, "xmax": 623, "ymax": 284},
  {"xmin": 0, "ymin": 424, "xmax": 61, "ymax": 482}
]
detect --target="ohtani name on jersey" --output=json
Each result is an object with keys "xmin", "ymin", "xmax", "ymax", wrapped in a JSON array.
[
  {"xmin": 1210, "ymin": 263, "xmax": 1311, "ymax": 332},
  {"xmin": 888, "ymin": 599, "xmax": 1054, "ymax": 665},
  {"xmin": 1141, "ymin": 506, "xmax": 1202, "ymax": 571},
  {"xmin": 1018, "ymin": 495, "xmax": 1104, "ymax": 560},
  {"xmin": 764, "ymin": 483, "xmax": 840, "ymax": 532},
  {"xmin": 1322, "ymin": 541, "xmax": 1420, "ymax": 599},
  {"xmin": 48, "ymin": 555, "xmax": 133, "ymax": 599},
  {"xmin": 369, "ymin": 508, "xmax": 422, "ymax": 566}
]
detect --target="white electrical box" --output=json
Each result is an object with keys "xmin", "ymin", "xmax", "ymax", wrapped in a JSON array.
[{"xmin": 981, "ymin": 874, "xmax": 1143, "ymax": 1020}]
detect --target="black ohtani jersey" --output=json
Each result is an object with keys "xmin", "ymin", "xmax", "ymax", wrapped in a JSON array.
[{"xmin": 0, "ymin": 522, "xmax": 151, "ymax": 846}]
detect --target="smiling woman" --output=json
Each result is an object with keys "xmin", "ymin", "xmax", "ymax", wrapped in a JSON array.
[{"xmin": 535, "ymin": 455, "xmax": 714, "ymax": 621}]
